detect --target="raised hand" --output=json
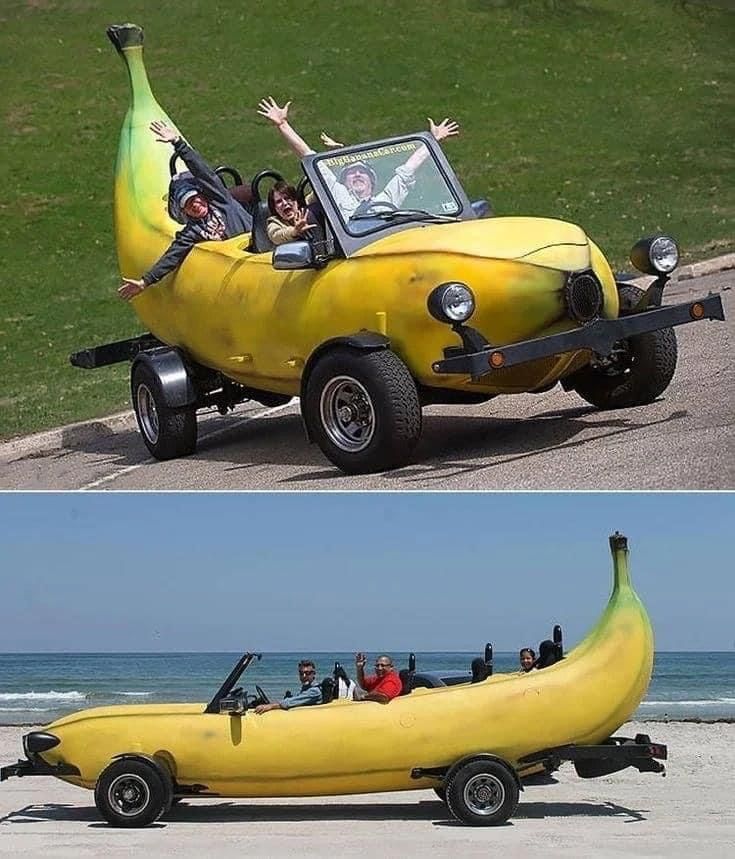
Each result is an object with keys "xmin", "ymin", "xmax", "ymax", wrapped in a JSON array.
[
  {"xmin": 428, "ymin": 117, "xmax": 460, "ymax": 142},
  {"xmin": 150, "ymin": 120, "xmax": 180, "ymax": 145},
  {"xmin": 320, "ymin": 131, "xmax": 344, "ymax": 149},
  {"xmin": 292, "ymin": 208, "xmax": 317, "ymax": 236},
  {"xmin": 118, "ymin": 277, "xmax": 147, "ymax": 301},
  {"xmin": 257, "ymin": 96, "xmax": 291, "ymax": 127}
]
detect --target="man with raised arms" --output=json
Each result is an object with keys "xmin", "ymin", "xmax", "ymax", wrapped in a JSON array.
[{"xmin": 257, "ymin": 97, "xmax": 459, "ymax": 221}]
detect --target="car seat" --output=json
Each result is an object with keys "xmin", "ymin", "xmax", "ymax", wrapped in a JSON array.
[
  {"xmin": 399, "ymin": 653, "xmax": 417, "ymax": 695},
  {"xmin": 248, "ymin": 169, "xmax": 285, "ymax": 254},
  {"xmin": 534, "ymin": 639, "xmax": 560, "ymax": 669},
  {"xmin": 319, "ymin": 676, "xmax": 336, "ymax": 704},
  {"xmin": 471, "ymin": 657, "xmax": 491, "ymax": 683}
]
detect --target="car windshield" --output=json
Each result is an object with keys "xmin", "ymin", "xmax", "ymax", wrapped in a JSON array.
[{"xmin": 314, "ymin": 137, "xmax": 461, "ymax": 236}]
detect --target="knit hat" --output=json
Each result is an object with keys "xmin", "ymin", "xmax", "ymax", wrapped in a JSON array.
[{"xmin": 167, "ymin": 172, "xmax": 201, "ymax": 223}]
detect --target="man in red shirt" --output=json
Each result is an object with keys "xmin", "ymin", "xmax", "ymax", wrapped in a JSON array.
[{"xmin": 354, "ymin": 652, "xmax": 402, "ymax": 703}]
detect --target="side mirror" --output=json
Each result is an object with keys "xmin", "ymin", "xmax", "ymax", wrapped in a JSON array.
[
  {"xmin": 471, "ymin": 199, "xmax": 493, "ymax": 219},
  {"xmin": 273, "ymin": 240, "xmax": 316, "ymax": 270}
]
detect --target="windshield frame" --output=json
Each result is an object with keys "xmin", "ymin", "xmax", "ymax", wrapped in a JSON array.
[{"xmin": 302, "ymin": 131, "xmax": 476, "ymax": 257}]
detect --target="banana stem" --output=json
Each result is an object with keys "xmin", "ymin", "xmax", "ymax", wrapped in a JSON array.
[
  {"xmin": 609, "ymin": 531, "xmax": 632, "ymax": 593},
  {"xmin": 107, "ymin": 24, "xmax": 155, "ymax": 108}
]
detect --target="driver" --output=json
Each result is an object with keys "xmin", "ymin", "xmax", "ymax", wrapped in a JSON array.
[
  {"xmin": 254, "ymin": 659, "xmax": 322, "ymax": 714},
  {"xmin": 257, "ymin": 97, "xmax": 459, "ymax": 221}
]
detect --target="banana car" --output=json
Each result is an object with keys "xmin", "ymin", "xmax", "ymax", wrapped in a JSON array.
[
  {"xmin": 2, "ymin": 534, "xmax": 667, "ymax": 828},
  {"xmin": 70, "ymin": 24, "xmax": 725, "ymax": 474}
]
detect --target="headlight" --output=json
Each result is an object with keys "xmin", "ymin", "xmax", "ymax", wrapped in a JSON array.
[
  {"xmin": 427, "ymin": 282, "xmax": 475, "ymax": 324},
  {"xmin": 630, "ymin": 235, "xmax": 679, "ymax": 275}
]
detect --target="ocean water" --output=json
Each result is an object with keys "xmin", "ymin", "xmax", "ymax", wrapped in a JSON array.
[{"xmin": 0, "ymin": 651, "xmax": 732, "ymax": 726}]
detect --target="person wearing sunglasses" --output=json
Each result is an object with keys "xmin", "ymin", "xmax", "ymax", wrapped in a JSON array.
[
  {"xmin": 352, "ymin": 652, "xmax": 402, "ymax": 703},
  {"xmin": 254, "ymin": 659, "xmax": 322, "ymax": 714}
]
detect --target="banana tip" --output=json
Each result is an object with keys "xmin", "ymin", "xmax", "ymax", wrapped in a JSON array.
[
  {"xmin": 107, "ymin": 23, "xmax": 144, "ymax": 53},
  {"xmin": 609, "ymin": 531, "xmax": 628, "ymax": 552}
]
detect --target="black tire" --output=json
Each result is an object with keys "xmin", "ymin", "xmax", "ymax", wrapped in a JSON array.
[
  {"xmin": 303, "ymin": 348, "xmax": 421, "ymax": 474},
  {"xmin": 445, "ymin": 760, "xmax": 519, "ymax": 826},
  {"xmin": 570, "ymin": 285, "xmax": 678, "ymax": 409},
  {"xmin": 131, "ymin": 362, "xmax": 197, "ymax": 460},
  {"xmin": 434, "ymin": 786, "xmax": 447, "ymax": 803},
  {"xmin": 94, "ymin": 758, "xmax": 172, "ymax": 828}
]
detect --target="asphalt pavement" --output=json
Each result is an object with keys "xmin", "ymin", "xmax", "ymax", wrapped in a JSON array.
[{"xmin": 1, "ymin": 271, "xmax": 732, "ymax": 491}]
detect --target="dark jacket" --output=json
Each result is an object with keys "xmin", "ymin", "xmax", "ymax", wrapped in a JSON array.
[{"xmin": 142, "ymin": 140, "xmax": 253, "ymax": 286}]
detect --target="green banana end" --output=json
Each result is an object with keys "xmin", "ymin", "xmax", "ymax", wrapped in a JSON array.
[{"xmin": 107, "ymin": 23, "xmax": 144, "ymax": 53}]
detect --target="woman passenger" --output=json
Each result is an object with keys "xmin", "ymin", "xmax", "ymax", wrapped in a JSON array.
[{"xmin": 266, "ymin": 181, "xmax": 317, "ymax": 246}]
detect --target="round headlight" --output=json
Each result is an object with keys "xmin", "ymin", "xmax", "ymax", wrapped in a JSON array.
[
  {"xmin": 630, "ymin": 235, "xmax": 680, "ymax": 275},
  {"xmin": 428, "ymin": 282, "xmax": 475, "ymax": 324},
  {"xmin": 649, "ymin": 236, "xmax": 679, "ymax": 273}
]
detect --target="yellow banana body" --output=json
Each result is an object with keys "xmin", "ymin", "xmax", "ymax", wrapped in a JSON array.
[
  {"xmin": 111, "ymin": 29, "xmax": 618, "ymax": 398},
  {"xmin": 38, "ymin": 537, "xmax": 653, "ymax": 797}
]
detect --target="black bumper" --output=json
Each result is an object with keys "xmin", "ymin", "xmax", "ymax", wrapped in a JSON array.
[
  {"xmin": 432, "ymin": 293, "xmax": 725, "ymax": 379},
  {"xmin": 0, "ymin": 757, "xmax": 80, "ymax": 781},
  {"xmin": 518, "ymin": 733, "xmax": 667, "ymax": 778},
  {"xmin": 70, "ymin": 332, "xmax": 163, "ymax": 369}
]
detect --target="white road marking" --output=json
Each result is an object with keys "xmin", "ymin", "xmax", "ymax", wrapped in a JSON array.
[{"xmin": 80, "ymin": 400, "xmax": 298, "ymax": 491}]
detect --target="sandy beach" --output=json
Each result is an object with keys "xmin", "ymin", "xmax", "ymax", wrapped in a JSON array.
[{"xmin": 0, "ymin": 721, "xmax": 733, "ymax": 856}]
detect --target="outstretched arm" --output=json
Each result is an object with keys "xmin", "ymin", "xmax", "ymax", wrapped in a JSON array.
[
  {"xmin": 401, "ymin": 116, "xmax": 461, "ymax": 175},
  {"xmin": 150, "ymin": 120, "xmax": 230, "ymax": 206},
  {"xmin": 258, "ymin": 97, "xmax": 315, "ymax": 158}
]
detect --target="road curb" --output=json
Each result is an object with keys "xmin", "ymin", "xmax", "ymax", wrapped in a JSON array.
[
  {"xmin": 677, "ymin": 252, "xmax": 735, "ymax": 281},
  {"xmin": 627, "ymin": 251, "xmax": 735, "ymax": 288},
  {"xmin": 1, "ymin": 411, "xmax": 136, "ymax": 462}
]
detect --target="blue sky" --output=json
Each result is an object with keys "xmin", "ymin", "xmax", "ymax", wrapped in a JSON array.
[{"xmin": 1, "ymin": 493, "xmax": 732, "ymax": 652}]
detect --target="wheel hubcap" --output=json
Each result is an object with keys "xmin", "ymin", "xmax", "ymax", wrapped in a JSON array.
[
  {"xmin": 108, "ymin": 773, "xmax": 151, "ymax": 817},
  {"xmin": 319, "ymin": 376, "xmax": 375, "ymax": 453},
  {"xmin": 463, "ymin": 773, "xmax": 505, "ymax": 816},
  {"xmin": 136, "ymin": 383, "xmax": 160, "ymax": 444}
]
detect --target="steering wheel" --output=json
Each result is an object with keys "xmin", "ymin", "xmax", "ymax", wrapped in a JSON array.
[
  {"xmin": 353, "ymin": 200, "xmax": 398, "ymax": 217},
  {"xmin": 255, "ymin": 685, "xmax": 270, "ymax": 705}
]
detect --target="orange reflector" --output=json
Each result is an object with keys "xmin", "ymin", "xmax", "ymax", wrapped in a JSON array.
[
  {"xmin": 690, "ymin": 302, "xmax": 705, "ymax": 319},
  {"xmin": 489, "ymin": 351, "xmax": 505, "ymax": 369}
]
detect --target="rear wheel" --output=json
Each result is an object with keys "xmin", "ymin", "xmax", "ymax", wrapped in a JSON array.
[
  {"xmin": 303, "ymin": 348, "xmax": 421, "ymax": 474},
  {"xmin": 570, "ymin": 285, "xmax": 678, "ymax": 409},
  {"xmin": 131, "ymin": 362, "xmax": 197, "ymax": 460},
  {"xmin": 445, "ymin": 759, "xmax": 519, "ymax": 826},
  {"xmin": 94, "ymin": 758, "xmax": 172, "ymax": 828}
]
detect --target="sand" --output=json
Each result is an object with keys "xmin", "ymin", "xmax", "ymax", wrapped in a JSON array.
[{"xmin": 1, "ymin": 721, "xmax": 733, "ymax": 857}]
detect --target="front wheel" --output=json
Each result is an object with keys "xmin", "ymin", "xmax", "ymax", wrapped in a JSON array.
[
  {"xmin": 445, "ymin": 760, "xmax": 519, "ymax": 826},
  {"xmin": 94, "ymin": 758, "xmax": 172, "ymax": 828},
  {"xmin": 303, "ymin": 348, "xmax": 422, "ymax": 474},
  {"xmin": 569, "ymin": 285, "xmax": 678, "ymax": 409},
  {"xmin": 131, "ymin": 362, "xmax": 197, "ymax": 460}
]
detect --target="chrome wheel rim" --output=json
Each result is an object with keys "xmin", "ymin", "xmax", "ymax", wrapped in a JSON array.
[
  {"xmin": 108, "ymin": 773, "xmax": 151, "ymax": 817},
  {"xmin": 463, "ymin": 773, "xmax": 505, "ymax": 816},
  {"xmin": 136, "ymin": 383, "xmax": 160, "ymax": 444},
  {"xmin": 319, "ymin": 375, "xmax": 375, "ymax": 453}
]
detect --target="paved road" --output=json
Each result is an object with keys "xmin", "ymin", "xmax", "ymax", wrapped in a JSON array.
[{"xmin": 2, "ymin": 273, "xmax": 732, "ymax": 491}]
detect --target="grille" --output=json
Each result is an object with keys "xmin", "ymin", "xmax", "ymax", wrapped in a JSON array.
[{"xmin": 565, "ymin": 270, "xmax": 603, "ymax": 323}]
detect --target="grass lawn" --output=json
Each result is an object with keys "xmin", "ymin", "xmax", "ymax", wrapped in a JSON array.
[{"xmin": 1, "ymin": 0, "xmax": 733, "ymax": 438}]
